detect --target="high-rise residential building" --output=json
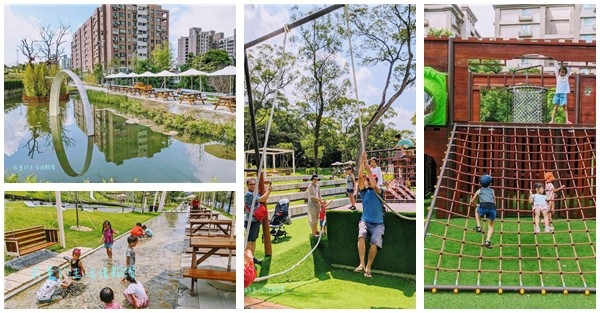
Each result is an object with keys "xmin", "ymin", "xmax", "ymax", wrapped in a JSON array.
[
  {"xmin": 494, "ymin": 4, "xmax": 595, "ymax": 70},
  {"xmin": 424, "ymin": 5, "xmax": 481, "ymax": 39},
  {"xmin": 71, "ymin": 4, "xmax": 169, "ymax": 74},
  {"xmin": 177, "ymin": 27, "xmax": 235, "ymax": 65},
  {"xmin": 219, "ymin": 28, "xmax": 236, "ymax": 61}
]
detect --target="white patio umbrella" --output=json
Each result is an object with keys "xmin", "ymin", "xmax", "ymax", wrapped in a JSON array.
[
  {"xmin": 153, "ymin": 70, "xmax": 178, "ymax": 88},
  {"xmin": 126, "ymin": 72, "xmax": 141, "ymax": 85},
  {"xmin": 208, "ymin": 66, "xmax": 236, "ymax": 94},
  {"xmin": 178, "ymin": 68, "xmax": 209, "ymax": 91},
  {"xmin": 110, "ymin": 72, "xmax": 129, "ymax": 85},
  {"xmin": 138, "ymin": 71, "xmax": 156, "ymax": 86}
]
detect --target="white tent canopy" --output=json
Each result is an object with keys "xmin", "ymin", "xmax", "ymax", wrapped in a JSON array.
[
  {"xmin": 153, "ymin": 70, "xmax": 178, "ymax": 77},
  {"xmin": 179, "ymin": 68, "xmax": 209, "ymax": 76},
  {"xmin": 208, "ymin": 65, "xmax": 236, "ymax": 76}
]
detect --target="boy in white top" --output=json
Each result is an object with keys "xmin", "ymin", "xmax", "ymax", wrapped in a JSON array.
[{"xmin": 369, "ymin": 157, "xmax": 384, "ymax": 187}]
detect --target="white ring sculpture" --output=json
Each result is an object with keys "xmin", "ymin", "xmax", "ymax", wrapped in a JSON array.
[{"xmin": 49, "ymin": 70, "xmax": 95, "ymax": 177}]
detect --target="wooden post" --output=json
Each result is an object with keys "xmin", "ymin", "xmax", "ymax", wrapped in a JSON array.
[{"xmin": 258, "ymin": 172, "xmax": 272, "ymax": 256}]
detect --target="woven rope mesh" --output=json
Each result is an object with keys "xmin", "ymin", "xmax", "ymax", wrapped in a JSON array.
[
  {"xmin": 424, "ymin": 124, "xmax": 596, "ymax": 293},
  {"xmin": 508, "ymin": 86, "xmax": 547, "ymax": 123}
]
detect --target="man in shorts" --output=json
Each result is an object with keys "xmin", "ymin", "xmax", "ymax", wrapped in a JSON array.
[{"xmin": 354, "ymin": 152, "xmax": 385, "ymax": 278}]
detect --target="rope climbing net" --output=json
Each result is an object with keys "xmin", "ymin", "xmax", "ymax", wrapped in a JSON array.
[
  {"xmin": 508, "ymin": 86, "xmax": 547, "ymax": 124},
  {"xmin": 424, "ymin": 123, "xmax": 596, "ymax": 294}
]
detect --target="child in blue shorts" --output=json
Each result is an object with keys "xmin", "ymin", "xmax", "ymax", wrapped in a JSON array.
[
  {"xmin": 469, "ymin": 174, "xmax": 497, "ymax": 249},
  {"xmin": 550, "ymin": 62, "xmax": 571, "ymax": 124}
]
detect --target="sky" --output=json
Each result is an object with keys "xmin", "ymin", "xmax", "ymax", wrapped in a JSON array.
[
  {"xmin": 3, "ymin": 4, "xmax": 236, "ymax": 66},
  {"xmin": 467, "ymin": 4, "xmax": 495, "ymax": 37},
  {"xmin": 244, "ymin": 4, "xmax": 416, "ymax": 134}
]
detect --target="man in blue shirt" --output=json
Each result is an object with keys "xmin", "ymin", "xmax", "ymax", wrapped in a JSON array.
[{"xmin": 354, "ymin": 152, "xmax": 385, "ymax": 278}]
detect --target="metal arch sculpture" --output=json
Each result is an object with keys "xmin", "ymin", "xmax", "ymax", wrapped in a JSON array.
[
  {"xmin": 50, "ymin": 69, "xmax": 94, "ymax": 136},
  {"xmin": 49, "ymin": 69, "xmax": 95, "ymax": 177}
]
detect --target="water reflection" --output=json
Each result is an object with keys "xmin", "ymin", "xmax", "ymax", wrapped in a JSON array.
[{"xmin": 4, "ymin": 96, "xmax": 235, "ymax": 182}]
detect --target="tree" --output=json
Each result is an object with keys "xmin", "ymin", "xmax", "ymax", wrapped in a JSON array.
[
  {"xmin": 427, "ymin": 27, "xmax": 453, "ymax": 37},
  {"xmin": 39, "ymin": 23, "xmax": 70, "ymax": 64},
  {"xmin": 292, "ymin": 6, "xmax": 350, "ymax": 172},
  {"xmin": 350, "ymin": 4, "xmax": 416, "ymax": 160},
  {"xmin": 199, "ymin": 49, "xmax": 231, "ymax": 72},
  {"xmin": 469, "ymin": 59, "xmax": 503, "ymax": 74},
  {"xmin": 151, "ymin": 42, "xmax": 174, "ymax": 71},
  {"xmin": 18, "ymin": 38, "xmax": 40, "ymax": 65}
]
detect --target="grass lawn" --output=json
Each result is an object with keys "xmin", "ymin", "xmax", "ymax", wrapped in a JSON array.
[
  {"xmin": 246, "ymin": 216, "xmax": 415, "ymax": 309},
  {"xmin": 4, "ymin": 201, "xmax": 161, "ymax": 274},
  {"xmin": 425, "ymin": 290, "xmax": 595, "ymax": 309}
]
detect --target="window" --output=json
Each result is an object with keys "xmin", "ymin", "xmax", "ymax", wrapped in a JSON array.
[
  {"xmin": 582, "ymin": 4, "xmax": 595, "ymax": 11},
  {"xmin": 521, "ymin": 24, "xmax": 531, "ymax": 32},
  {"xmin": 582, "ymin": 17, "xmax": 595, "ymax": 27},
  {"xmin": 522, "ymin": 9, "xmax": 531, "ymax": 16},
  {"xmin": 581, "ymin": 35, "xmax": 594, "ymax": 42}
]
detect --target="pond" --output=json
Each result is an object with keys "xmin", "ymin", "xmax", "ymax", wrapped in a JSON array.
[{"xmin": 4, "ymin": 96, "xmax": 235, "ymax": 183}]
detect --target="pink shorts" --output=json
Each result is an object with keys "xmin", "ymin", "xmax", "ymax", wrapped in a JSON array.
[{"xmin": 532, "ymin": 205, "xmax": 548, "ymax": 213}]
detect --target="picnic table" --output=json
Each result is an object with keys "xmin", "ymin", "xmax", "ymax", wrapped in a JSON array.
[
  {"xmin": 154, "ymin": 89, "xmax": 178, "ymax": 101},
  {"xmin": 179, "ymin": 92, "xmax": 206, "ymax": 105},
  {"xmin": 189, "ymin": 219, "xmax": 233, "ymax": 238},
  {"xmin": 214, "ymin": 96, "xmax": 236, "ymax": 113},
  {"xmin": 189, "ymin": 212, "xmax": 220, "ymax": 220},
  {"xmin": 186, "ymin": 237, "xmax": 236, "ymax": 295}
]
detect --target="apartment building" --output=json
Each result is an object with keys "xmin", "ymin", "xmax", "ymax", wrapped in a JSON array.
[
  {"xmin": 424, "ymin": 4, "xmax": 481, "ymax": 39},
  {"xmin": 176, "ymin": 27, "xmax": 237, "ymax": 64},
  {"xmin": 494, "ymin": 4, "xmax": 596, "ymax": 70},
  {"xmin": 71, "ymin": 4, "xmax": 169, "ymax": 73}
]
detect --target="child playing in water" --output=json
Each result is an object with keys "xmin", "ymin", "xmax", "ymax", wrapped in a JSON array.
[
  {"xmin": 99, "ymin": 220, "xmax": 119, "ymax": 260},
  {"xmin": 36, "ymin": 266, "xmax": 72, "ymax": 303},
  {"xmin": 141, "ymin": 225, "xmax": 153, "ymax": 238},
  {"xmin": 530, "ymin": 182, "xmax": 553, "ymax": 233},
  {"xmin": 100, "ymin": 287, "xmax": 122, "ymax": 309},
  {"xmin": 64, "ymin": 248, "xmax": 86, "ymax": 280},
  {"xmin": 122, "ymin": 271, "xmax": 148, "ymax": 308},
  {"xmin": 121, "ymin": 236, "xmax": 138, "ymax": 283},
  {"xmin": 130, "ymin": 222, "xmax": 145, "ymax": 238}
]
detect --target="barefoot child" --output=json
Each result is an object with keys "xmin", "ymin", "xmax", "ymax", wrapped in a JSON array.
[
  {"xmin": 469, "ymin": 174, "xmax": 497, "ymax": 249},
  {"xmin": 37, "ymin": 266, "xmax": 72, "ymax": 303},
  {"xmin": 122, "ymin": 236, "xmax": 138, "ymax": 283},
  {"xmin": 122, "ymin": 271, "xmax": 148, "ymax": 308},
  {"xmin": 99, "ymin": 220, "xmax": 119, "ymax": 260},
  {"xmin": 65, "ymin": 248, "xmax": 86, "ymax": 280},
  {"xmin": 529, "ymin": 182, "xmax": 553, "ymax": 233},
  {"xmin": 346, "ymin": 167, "xmax": 357, "ymax": 210}
]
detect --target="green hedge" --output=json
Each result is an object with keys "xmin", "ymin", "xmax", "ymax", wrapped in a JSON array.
[
  {"xmin": 4, "ymin": 80, "xmax": 23, "ymax": 90},
  {"xmin": 322, "ymin": 210, "xmax": 416, "ymax": 275}
]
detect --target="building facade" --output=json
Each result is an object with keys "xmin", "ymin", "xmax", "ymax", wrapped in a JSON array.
[
  {"xmin": 494, "ymin": 4, "xmax": 596, "ymax": 70},
  {"xmin": 424, "ymin": 4, "xmax": 481, "ymax": 39},
  {"xmin": 71, "ymin": 4, "xmax": 169, "ymax": 73},
  {"xmin": 176, "ymin": 27, "xmax": 237, "ymax": 65}
]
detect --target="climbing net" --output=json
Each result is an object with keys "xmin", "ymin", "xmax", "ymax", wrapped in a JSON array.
[{"xmin": 424, "ymin": 123, "xmax": 596, "ymax": 294}]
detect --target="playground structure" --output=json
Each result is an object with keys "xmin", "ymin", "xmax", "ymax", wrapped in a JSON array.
[
  {"xmin": 423, "ymin": 36, "xmax": 596, "ymax": 294},
  {"xmin": 244, "ymin": 147, "xmax": 296, "ymax": 176}
]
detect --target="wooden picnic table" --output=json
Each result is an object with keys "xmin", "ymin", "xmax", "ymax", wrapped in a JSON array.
[
  {"xmin": 189, "ymin": 212, "xmax": 220, "ymax": 220},
  {"xmin": 214, "ymin": 96, "xmax": 236, "ymax": 113},
  {"xmin": 179, "ymin": 92, "xmax": 206, "ymax": 105},
  {"xmin": 190, "ymin": 237, "xmax": 236, "ymax": 268},
  {"xmin": 154, "ymin": 89, "xmax": 178, "ymax": 101},
  {"xmin": 189, "ymin": 219, "xmax": 233, "ymax": 238}
]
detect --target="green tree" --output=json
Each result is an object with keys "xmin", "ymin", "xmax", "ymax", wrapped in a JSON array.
[
  {"xmin": 151, "ymin": 42, "xmax": 174, "ymax": 71},
  {"xmin": 479, "ymin": 87, "xmax": 510, "ymax": 122},
  {"xmin": 292, "ymin": 6, "xmax": 350, "ymax": 173},
  {"xmin": 93, "ymin": 63, "xmax": 104, "ymax": 84},
  {"xmin": 469, "ymin": 59, "xmax": 503, "ymax": 74},
  {"xmin": 199, "ymin": 49, "xmax": 231, "ymax": 72},
  {"xmin": 350, "ymin": 4, "xmax": 416, "ymax": 161},
  {"xmin": 427, "ymin": 27, "xmax": 453, "ymax": 37}
]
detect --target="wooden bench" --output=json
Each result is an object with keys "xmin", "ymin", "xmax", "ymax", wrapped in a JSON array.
[
  {"xmin": 185, "ymin": 247, "xmax": 237, "ymax": 256},
  {"xmin": 5, "ymin": 226, "xmax": 59, "ymax": 257},
  {"xmin": 183, "ymin": 268, "xmax": 236, "ymax": 295}
]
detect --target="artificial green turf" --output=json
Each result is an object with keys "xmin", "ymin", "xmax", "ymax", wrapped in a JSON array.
[
  {"xmin": 424, "ymin": 216, "xmax": 596, "ymax": 291},
  {"xmin": 425, "ymin": 290, "xmax": 595, "ymax": 309},
  {"xmin": 247, "ymin": 215, "xmax": 416, "ymax": 308}
]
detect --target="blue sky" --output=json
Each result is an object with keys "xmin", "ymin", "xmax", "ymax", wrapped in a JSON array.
[
  {"xmin": 3, "ymin": 4, "xmax": 235, "ymax": 66},
  {"xmin": 244, "ymin": 4, "xmax": 416, "ymax": 133}
]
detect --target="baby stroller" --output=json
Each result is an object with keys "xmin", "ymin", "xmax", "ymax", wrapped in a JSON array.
[{"xmin": 269, "ymin": 199, "xmax": 292, "ymax": 243}]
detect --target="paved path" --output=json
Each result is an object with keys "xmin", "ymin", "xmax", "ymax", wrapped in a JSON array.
[
  {"xmin": 244, "ymin": 297, "xmax": 290, "ymax": 309},
  {"xmin": 4, "ymin": 208, "xmax": 235, "ymax": 309}
]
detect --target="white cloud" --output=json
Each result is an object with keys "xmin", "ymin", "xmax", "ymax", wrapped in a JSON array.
[
  {"xmin": 4, "ymin": 113, "xmax": 29, "ymax": 157},
  {"xmin": 244, "ymin": 5, "xmax": 290, "ymax": 46},
  {"xmin": 166, "ymin": 4, "xmax": 236, "ymax": 49},
  {"xmin": 3, "ymin": 6, "xmax": 43, "ymax": 65},
  {"xmin": 389, "ymin": 103, "xmax": 416, "ymax": 132}
]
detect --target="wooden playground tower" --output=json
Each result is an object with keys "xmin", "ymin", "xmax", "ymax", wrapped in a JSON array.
[{"xmin": 424, "ymin": 36, "xmax": 596, "ymax": 217}]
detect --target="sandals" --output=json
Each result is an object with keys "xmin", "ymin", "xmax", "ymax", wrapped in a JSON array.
[
  {"xmin": 484, "ymin": 240, "xmax": 492, "ymax": 249},
  {"xmin": 473, "ymin": 226, "xmax": 482, "ymax": 233},
  {"xmin": 364, "ymin": 271, "xmax": 372, "ymax": 278},
  {"xmin": 349, "ymin": 205, "xmax": 357, "ymax": 211},
  {"xmin": 354, "ymin": 265, "xmax": 364, "ymax": 273}
]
